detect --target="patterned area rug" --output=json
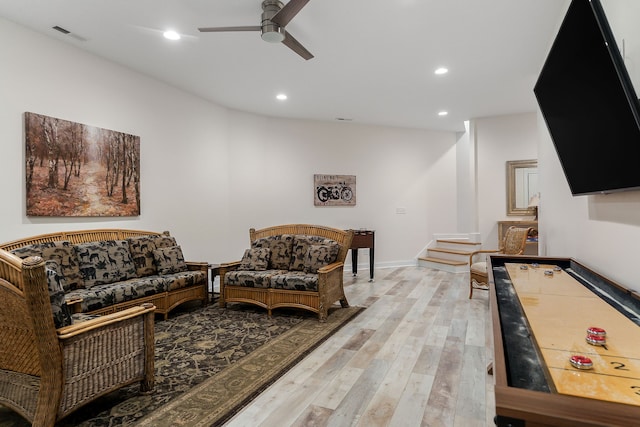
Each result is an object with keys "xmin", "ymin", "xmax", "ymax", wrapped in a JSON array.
[{"xmin": 0, "ymin": 302, "xmax": 363, "ymax": 427}]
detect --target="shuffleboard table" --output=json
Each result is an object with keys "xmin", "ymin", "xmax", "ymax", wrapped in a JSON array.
[{"xmin": 489, "ymin": 255, "xmax": 640, "ymax": 426}]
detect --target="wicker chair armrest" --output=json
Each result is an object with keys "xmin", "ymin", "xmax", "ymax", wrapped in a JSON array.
[
  {"xmin": 469, "ymin": 249, "xmax": 501, "ymax": 264},
  {"xmin": 220, "ymin": 261, "xmax": 241, "ymax": 269},
  {"xmin": 186, "ymin": 261, "xmax": 208, "ymax": 271},
  {"xmin": 317, "ymin": 261, "xmax": 344, "ymax": 274},
  {"xmin": 57, "ymin": 303, "xmax": 155, "ymax": 340},
  {"xmin": 219, "ymin": 261, "xmax": 241, "ymax": 279}
]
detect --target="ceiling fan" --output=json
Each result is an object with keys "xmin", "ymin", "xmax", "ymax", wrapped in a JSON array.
[{"xmin": 198, "ymin": 0, "xmax": 313, "ymax": 60}]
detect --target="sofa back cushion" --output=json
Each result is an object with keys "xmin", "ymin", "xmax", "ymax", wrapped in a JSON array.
[
  {"xmin": 75, "ymin": 240, "xmax": 137, "ymax": 288},
  {"xmin": 153, "ymin": 245, "xmax": 188, "ymax": 275},
  {"xmin": 289, "ymin": 236, "xmax": 340, "ymax": 271},
  {"xmin": 11, "ymin": 241, "xmax": 83, "ymax": 291},
  {"xmin": 303, "ymin": 244, "xmax": 340, "ymax": 273},
  {"xmin": 45, "ymin": 260, "xmax": 73, "ymax": 328},
  {"xmin": 252, "ymin": 234, "xmax": 294, "ymax": 270},
  {"xmin": 127, "ymin": 235, "xmax": 159, "ymax": 277}
]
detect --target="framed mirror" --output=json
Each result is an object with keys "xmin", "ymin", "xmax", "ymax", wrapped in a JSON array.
[{"xmin": 507, "ymin": 159, "xmax": 538, "ymax": 216}]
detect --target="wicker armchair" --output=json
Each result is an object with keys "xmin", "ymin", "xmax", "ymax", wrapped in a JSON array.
[
  {"xmin": 0, "ymin": 253, "xmax": 155, "ymax": 426},
  {"xmin": 468, "ymin": 226, "xmax": 531, "ymax": 298}
]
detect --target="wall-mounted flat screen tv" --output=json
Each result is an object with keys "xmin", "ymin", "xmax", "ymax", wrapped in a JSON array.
[{"xmin": 534, "ymin": 0, "xmax": 640, "ymax": 195}]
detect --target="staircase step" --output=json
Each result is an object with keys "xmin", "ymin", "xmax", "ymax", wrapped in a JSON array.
[
  {"xmin": 436, "ymin": 239, "xmax": 481, "ymax": 246},
  {"xmin": 427, "ymin": 247, "xmax": 474, "ymax": 256},
  {"xmin": 419, "ymin": 256, "xmax": 468, "ymax": 267}
]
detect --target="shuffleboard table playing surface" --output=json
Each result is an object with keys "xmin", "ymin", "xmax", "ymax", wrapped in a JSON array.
[
  {"xmin": 489, "ymin": 255, "xmax": 640, "ymax": 427},
  {"xmin": 504, "ymin": 262, "xmax": 640, "ymax": 406}
]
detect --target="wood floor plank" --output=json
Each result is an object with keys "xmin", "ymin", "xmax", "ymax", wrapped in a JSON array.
[
  {"xmin": 357, "ymin": 335, "xmax": 425, "ymax": 426},
  {"xmin": 388, "ymin": 372, "xmax": 435, "ymax": 427},
  {"xmin": 313, "ymin": 366, "xmax": 364, "ymax": 410},
  {"xmin": 290, "ymin": 404, "xmax": 333, "ymax": 427},
  {"xmin": 324, "ymin": 358, "xmax": 390, "ymax": 427}
]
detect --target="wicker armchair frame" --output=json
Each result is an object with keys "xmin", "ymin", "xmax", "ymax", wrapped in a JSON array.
[
  {"xmin": 219, "ymin": 224, "xmax": 354, "ymax": 322},
  {"xmin": 0, "ymin": 254, "xmax": 155, "ymax": 426},
  {"xmin": 468, "ymin": 226, "xmax": 532, "ymax": 298}
]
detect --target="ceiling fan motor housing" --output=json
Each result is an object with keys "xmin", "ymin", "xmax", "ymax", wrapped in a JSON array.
[{"xmin": 261, "ymin": 0, "xmax": 285, "ymax": 42}]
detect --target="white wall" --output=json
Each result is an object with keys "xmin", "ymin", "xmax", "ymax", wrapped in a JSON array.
[
  {"xmin": 225, "ymin": 112, "xmax": 458, "ymax": 265},
  {"xmin": 473, "ymin": 113, "xmax": 538, "ymax": 247},
  {"xmin": 0, "ymin": 17, "xmax": 459, "ymax": 267}
]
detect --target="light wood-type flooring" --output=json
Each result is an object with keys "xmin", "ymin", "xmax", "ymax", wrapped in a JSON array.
[{"xmin": 225, "ymin": 266, "xmax": 495, "ymax": 426}]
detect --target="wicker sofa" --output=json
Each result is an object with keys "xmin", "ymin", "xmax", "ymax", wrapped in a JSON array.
[
  {"xmin": 0, "ymin": 229, "xmax": 208, "ymax": 319},
  {"xmin": 0, "ymin": 254, "xmax": 156, "ymax": 426},
  {"xmin": 219, "ymin": 224, "xmax": 354, "ymax": 322}
]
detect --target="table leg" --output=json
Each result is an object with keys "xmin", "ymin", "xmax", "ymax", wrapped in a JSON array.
[
  {"xmin": 351, "ymin": 249, "xmax": 358, "ymax": 276},
  {"xmin": 369, "ymin": 246, "xmax": 374, "ymax": 281}
]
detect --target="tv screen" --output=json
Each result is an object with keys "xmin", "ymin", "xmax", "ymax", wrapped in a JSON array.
[{"xmin": 534, "ymin": 0, "xmax": 640, "ymax": 195}]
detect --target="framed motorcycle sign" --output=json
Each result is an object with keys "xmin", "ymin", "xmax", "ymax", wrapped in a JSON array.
[{"xmin": 314, "ymin": 174, "xmax": 356, "ymax": 206}]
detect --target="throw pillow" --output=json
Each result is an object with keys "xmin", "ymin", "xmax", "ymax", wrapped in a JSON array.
[
  {"xmin": 45, "ymin": 260, "xmax": 73, "ymax": 328},
  {"xmin": 303, "ymin": 244, "xmax": 340, "ymax": 274},
  {"xmin": 127, "ymin": 235, "xmax": 159, "ymax": 277},
  {"xmin": 239, "ymin": 247, "xmax": 271, "ymax": 271},
  {"xmin": 153, "ymin": 246, "xmax": 188, "ymax": 275}
]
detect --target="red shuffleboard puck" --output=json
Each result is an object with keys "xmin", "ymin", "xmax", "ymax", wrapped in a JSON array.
[
  {"xmin": 570, "ymin": 355, "xmax": 593, "ymax": 370},
  {"xmin": 586, "ymin": 334, "xmax": 606, "ymax": 346},
  {"xmin": 587, "ymin": 327, "xmax": 606, "ymax": 336}
]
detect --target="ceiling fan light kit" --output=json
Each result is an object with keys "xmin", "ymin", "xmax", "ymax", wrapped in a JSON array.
[{"xmin": 198, "ymin": 0, "xmax": 313, "ymax": 60}]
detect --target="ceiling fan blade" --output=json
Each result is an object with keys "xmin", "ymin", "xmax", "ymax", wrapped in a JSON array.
[
  {"xmin": 282, "ymin": 30, "xmax": 313, "ymax": 60},
  {"xmin": 271, "ymin": 0, "xmax": 310, "ymax": 27},
  {"xmin": 198, "ymin": 26, "xmax": 261, "ymax": 33}
]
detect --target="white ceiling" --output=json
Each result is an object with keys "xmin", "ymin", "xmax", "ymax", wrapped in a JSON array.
[{"xmin": 0, "ymin": 0, "xmax": 569, "ymax": 132}]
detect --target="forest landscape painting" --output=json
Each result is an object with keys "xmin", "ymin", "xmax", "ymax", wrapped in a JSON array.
[{"xmin": 25, "ymin": 112, "xmax": 140, "ymax": 217}]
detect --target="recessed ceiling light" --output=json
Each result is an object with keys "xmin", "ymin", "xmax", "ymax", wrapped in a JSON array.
[
  {"xmin": 276, "ymin": 94, "xmax": 287, "ymax": 100},
  {"xmin": 434, "ymin": 67, "xmax": 449, "ymax": 75},
  {"xmin": 163, "ymin": 30, "xmax": 181, "ymax": 40},
  {"xmin": 438, "ymin": 111, "xmax": 448, "ymax": 116}
]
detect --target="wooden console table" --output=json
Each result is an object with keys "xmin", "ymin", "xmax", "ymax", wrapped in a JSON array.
[{"xmin": 347, "ymin": 229, "xmax": 375, "ymax": 281}]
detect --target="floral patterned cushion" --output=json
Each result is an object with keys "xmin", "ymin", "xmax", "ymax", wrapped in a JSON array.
[
  {"xmin": 290, "ymin": 236, "xmax": 340, "ymax": 271},
  {"xmin": 238, "ymin": 248, "xmax": 271, "ymax": 271},
  {"xmin": 304, "ymin": 244, "xmax": 340, "ymax": 273},
  {"xmin": 270, "ymin": 271, "xmax": 318, "ymax": 291},
  {"xmin": 11, "ymin": 241, "xmax": 83, "ymax": 291},
  {"xmin": 75, "ymin": 240, "xmax": 137, "ymax": 288},
  {"xmin": 153, "ymin": 246, "xmax": 188, "ymax": 275},
  {"xmin": 252, "ymin": 235, "xmax": 294, "ymax": 270},
  {"xmin": 127, "ymin": 235, "xmax": 159, "ymax": 277},
  {"xmin": 45, "ymin": 261, "xmax": 73, "ymax": 328}
]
